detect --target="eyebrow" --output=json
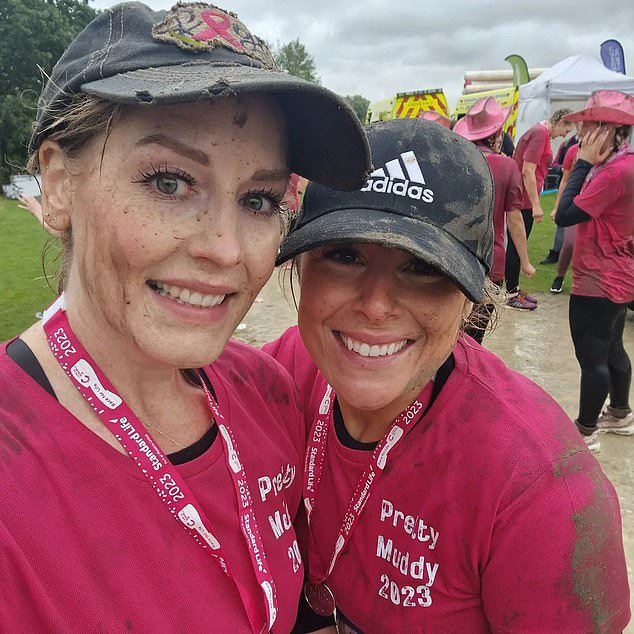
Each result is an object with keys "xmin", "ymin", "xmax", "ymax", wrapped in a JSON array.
[
  {"xmin": 251, "ymin": 168, "xmax": 291, "ymax": 182},
  {"xmin": 136, "ymin": 134, "xmax": 210, "ymax": 166},
  {"xmin": 135, "ymin": 135, "xmax": 290, "ymax": 182}
]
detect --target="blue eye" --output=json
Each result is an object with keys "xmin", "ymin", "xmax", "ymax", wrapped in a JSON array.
[
  {"xmin": 240, "ymin": 190, "xmax": 284, "ymax": 216},
  {"xmin": 156, "ymin": 176, "xmax": 179, "ymax": 195},
  {"xmin": 132, "ymin": 164, "xmax": 196, "ymax": 199}
]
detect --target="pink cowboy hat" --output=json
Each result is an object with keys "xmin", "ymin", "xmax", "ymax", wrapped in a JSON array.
[
  {"xmin": 417, "ymin": 110, "xmax": 452, "ymax": 129},
  {"xmin": 564, "ymin": 90, "xmax": 634, "ymax": 126},
  {"xmin": 453, "ymin": 97, "xmax": 511, "ymax": 141}
]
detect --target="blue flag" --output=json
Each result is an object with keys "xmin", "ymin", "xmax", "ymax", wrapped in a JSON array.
[{"xmin": 600, "ymin": 39, "xmax": 626, "ymax": 74}]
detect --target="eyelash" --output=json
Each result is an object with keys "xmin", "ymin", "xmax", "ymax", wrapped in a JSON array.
[
  {"xmin": 242, "ymin": 187, "xmax": 287, "ymax": 217},
  {"xmin": 131, "ymin": 164, "xmax": 197, "ymax": 199},
  {"xmin": 321, "ymin": 247, "xmax": 441, "ymax": 277}
]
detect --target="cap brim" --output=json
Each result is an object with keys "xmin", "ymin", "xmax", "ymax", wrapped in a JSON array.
[
  {"xmin": 81, "ymin": 64, "xmax": 371, "ymax": 191},
  {"xmin": 564, "ymin": 107, "xmax": 634, "ymax": 126},
  {"xmin": 277, "ymin": 208, "xmax": 486, "ymax": 303}
]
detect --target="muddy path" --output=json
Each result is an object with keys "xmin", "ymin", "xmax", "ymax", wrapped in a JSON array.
[{"xmin": 235, "ymin": 275, "xmax": 634, "ymax": 630}]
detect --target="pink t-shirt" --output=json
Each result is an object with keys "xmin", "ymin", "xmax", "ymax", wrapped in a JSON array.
[
  {"xmin": 482, "ymin": 150, "xmax": 523, "ymax": 283},
  {"xmin": 264, "ymin": 326, "xmax": 630, "ymax": 634},
  {"xmin": 572, "ymin": 151, "xmax": 634, "ymax": 303},
  {"xmin": 562, "ymin": 143, "xmax": 579, "ymax": 171},
  {"xmin": 0, "ymin": 340, "xmax": 305, "ymax": 632},
  {"xmin": 513, "ymin": 122, "xmax": 553, "ymax": 208}
]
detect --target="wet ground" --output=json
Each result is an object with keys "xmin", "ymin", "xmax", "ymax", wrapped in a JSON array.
[{"xmin": 235, "ymin": 274, "xmax": 634, "ymax": 630}]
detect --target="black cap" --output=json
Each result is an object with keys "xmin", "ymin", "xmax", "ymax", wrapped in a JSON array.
[
  {"xmin": 277, "ymin": 118, "xmax": 494, "ymax": 303},
  {"xmin": 31, "ymin": 1, "xmax": 371, "ymax": 191}
]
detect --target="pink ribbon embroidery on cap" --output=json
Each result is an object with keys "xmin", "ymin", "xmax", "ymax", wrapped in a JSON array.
[{"xmin": 152, "ymin": 2, "xmax": 276, "ymax": 69}]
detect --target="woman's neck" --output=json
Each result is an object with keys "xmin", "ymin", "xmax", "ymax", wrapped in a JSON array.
[
  {"xmin": 23, "ymin": 303, "xmax": 211, "ymax": 453},
  {"xmin": 337, "ymin": 383, "xmax": 430, "ymax": 444}
]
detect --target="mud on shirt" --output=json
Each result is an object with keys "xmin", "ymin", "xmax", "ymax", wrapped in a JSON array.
[
  {"xmin": 0, "ymin": 340, "xmax": 306, "ymax": 633},
  {"xmin": 265, "ymin": 327, "xmax": 631, "ymax": 634}
]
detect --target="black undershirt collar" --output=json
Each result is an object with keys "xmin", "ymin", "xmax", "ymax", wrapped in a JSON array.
[{"xmin": 6, "ymin": 338, "xmax": 217, "ymax": 465}]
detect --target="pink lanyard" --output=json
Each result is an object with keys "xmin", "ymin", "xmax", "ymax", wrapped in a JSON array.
[
  {"xmin": 303, "ymin": 381, "xmax": 432, "ymax": 612},
  {"xmin": 42, "ymin": 295, "xmax": 276, "ymax": 634}
]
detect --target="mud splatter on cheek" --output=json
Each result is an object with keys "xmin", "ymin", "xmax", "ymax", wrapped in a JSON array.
[{"xmin": 233, "ymin": 106, "xmax": 248, "ymax": 128}]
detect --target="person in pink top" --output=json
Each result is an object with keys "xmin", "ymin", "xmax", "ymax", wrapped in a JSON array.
[
  {"xmin": 0, "ymin": 2, "xmax": 370, "ymax": 632},
  {"xmin": 454, "ymin": 97, "xmax": 535, "ymax": 324},
  {"xmin": 555, "ymin": 90, "xmax": 634, "ymax": 452},
  {"xmin": 549, "ymin": 140, "xmax": 580, "ymax": 293},
  {"xmin": 264, "ymin": 118, "xmax": 630, "ymax": 633},
  {"xmin": 506, "ymin": 109, "xmax": 573, "ymax": 308}
]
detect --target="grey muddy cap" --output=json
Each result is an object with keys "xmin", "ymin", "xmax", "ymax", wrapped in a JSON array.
[
  {"xmin": 31, "ymin": 1, "xmax": 371, "ymax": 191},
  {"xmin": 277, "ymin": 118, "xmax": 494, "ymax": 303}
]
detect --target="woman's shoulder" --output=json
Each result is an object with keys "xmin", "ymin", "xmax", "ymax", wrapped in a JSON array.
[{"xmin": 451, "ymin": 338, "xmax": 582, "ymax": 452}]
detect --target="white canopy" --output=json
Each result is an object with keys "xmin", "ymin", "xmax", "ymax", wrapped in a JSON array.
[{"xmin": 516, "ymin": 54, "xmax": 634, "ymax": 140}]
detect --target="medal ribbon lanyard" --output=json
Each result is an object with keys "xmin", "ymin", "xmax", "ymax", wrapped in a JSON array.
[
  {"xmin": 42, "ymin": 295, "xmax": 276, "ymax": 634},
  {"xmin": 303, "ymin": 382, "xmax": 432, "ymax": 611}
]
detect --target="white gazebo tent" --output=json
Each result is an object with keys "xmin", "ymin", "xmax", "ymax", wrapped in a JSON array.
[{"xmin": 516, "ymin": 54, "xmax": 634, "ymax": 141}]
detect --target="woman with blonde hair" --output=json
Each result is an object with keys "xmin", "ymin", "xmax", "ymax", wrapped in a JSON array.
[{"xmin": 0, "ymin": 2, "xmax": 369, "ymax": 631}]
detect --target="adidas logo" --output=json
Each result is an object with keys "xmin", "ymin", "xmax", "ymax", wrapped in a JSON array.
[{"xmin": 361, "ymin": 151, "xmax": 434, "ymax": 203}]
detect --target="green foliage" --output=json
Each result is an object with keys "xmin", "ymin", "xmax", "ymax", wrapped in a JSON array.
[
  {"xmin": 274, "ymin": 39, "xmax": 320, "ymax": 84},
  {"xmin": 343, "ymin": 95, "xmax": 370, "ymax": 123},
  {"xmin": 0, "ymin": 0, "xmax": 97, "ymax": 185},
  {"xmin": 0, "ymin": 197, "xmax": 58, "ymax": 340}
]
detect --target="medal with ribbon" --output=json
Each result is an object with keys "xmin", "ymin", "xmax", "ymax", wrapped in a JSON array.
[{"xmin": 303, "ymin": 381, "xmax": 433, "ymax": 616}]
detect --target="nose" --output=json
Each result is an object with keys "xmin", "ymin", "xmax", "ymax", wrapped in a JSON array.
[
  {"xmin": 353, "ymin": 269, "xmax": 399, "ymax": 323},
  {"xmin": 186, "ymin": 201, "xmax": 243, "ymax": 267}
]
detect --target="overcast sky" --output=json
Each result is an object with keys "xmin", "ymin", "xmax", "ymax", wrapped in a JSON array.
[{"xmin": 91, "ymin": 0, "xmax": 634, "ymax": 111}]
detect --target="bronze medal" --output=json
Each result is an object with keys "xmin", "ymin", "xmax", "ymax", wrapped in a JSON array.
[{"xmin": 304, "ymin": 580, "xmax": 336, "ymax": 617}]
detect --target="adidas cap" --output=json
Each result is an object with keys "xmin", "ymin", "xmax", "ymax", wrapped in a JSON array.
[{"xmin": 276, "ymin": 118, "xmax": 494, "ymax": 303}]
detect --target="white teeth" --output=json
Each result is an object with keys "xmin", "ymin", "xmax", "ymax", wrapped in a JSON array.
[
  {"xmin": 340, "ymin": 334, "xmax": 408, "ymax": 358},
  {"xmin": 151, "ymin": 281, "xmax": 225, "ymax": 308}
]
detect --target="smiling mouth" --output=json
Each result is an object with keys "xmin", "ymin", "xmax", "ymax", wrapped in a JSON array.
[
  {"xmin": 148, "ymin": 281, "xmax": 226, "ymax": 308},
  {"xmin": 338, "ymin": 332, "xmax": 410, "ymax": 358}
]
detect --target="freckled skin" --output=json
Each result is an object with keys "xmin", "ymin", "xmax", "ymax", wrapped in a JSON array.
[{"xmin": 55, "ymin": 97, "xmax": 289, "ymax": 370}]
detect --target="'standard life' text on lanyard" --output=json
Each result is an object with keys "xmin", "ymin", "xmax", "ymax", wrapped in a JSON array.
[
  {"xmin": 42, "ymin": 294, "xmax": 277, "ymax": 634},
  {"xmin": 303, "ymin": 381, "xmax": 433, "ymax": 583}
]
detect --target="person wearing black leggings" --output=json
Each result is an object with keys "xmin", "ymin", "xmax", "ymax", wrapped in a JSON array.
[{"xmin": 555, "ymin": 90, "xmax": 634, "ymax": 452}]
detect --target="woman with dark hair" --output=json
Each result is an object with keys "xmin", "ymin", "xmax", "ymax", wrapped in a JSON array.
[
  {"xmin": 555, "ymin": 89, "xmax": 634, "ymax": 453},
  {"xmin": 265, "ymin": 118, "xmax": 629, "ymax": 633}
]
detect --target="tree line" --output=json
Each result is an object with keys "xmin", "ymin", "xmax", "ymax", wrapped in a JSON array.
[{"xmin": 0, "ymin": 0, "xmax": 369, "ymax": 186}]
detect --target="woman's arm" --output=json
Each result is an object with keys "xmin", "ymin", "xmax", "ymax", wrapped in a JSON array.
[{"xmin": 553, "ymin": 161, "xmax": 592, "ymax": 226}]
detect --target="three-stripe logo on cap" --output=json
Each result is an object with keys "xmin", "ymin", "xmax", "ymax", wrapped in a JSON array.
[{"xmin": 361, "ymin": 151, "xmax": 434, "ymax": 203}]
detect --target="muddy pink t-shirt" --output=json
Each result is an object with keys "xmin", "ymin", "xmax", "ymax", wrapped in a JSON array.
[
  {"xmin": 482, "ymin": 150, "xmax": 523, "ymax": 283},
  {"xmin": 0, "ymin": 340, "xmax": 305, "ymax": 633},
  {"xmin": 264, "ymin": 326, "xmax": 631, "ymax": 634},
  {"xmin": 572, "ymin": 152, "xmax": 634, "ymax": 303},
  {"xmin": 562, "ymin": 142, "xmax": 579, "ymax": 170},
  {"xmin": 513, "ymin": 122, "xmax": 552, "ymax": 208}
]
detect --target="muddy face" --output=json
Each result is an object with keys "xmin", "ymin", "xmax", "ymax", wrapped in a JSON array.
[
  {"xmin": 52, "ymin": 96, "xmax": 289, "ymax": 369},
  {"xmin": 297, "ymin": 242, "xmax": 470, "ymax": 426}
]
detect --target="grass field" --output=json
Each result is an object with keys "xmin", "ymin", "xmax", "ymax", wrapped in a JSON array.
[{"xmin": 0, "ymin": 192, "xmax": 563, "ymax": 342}]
